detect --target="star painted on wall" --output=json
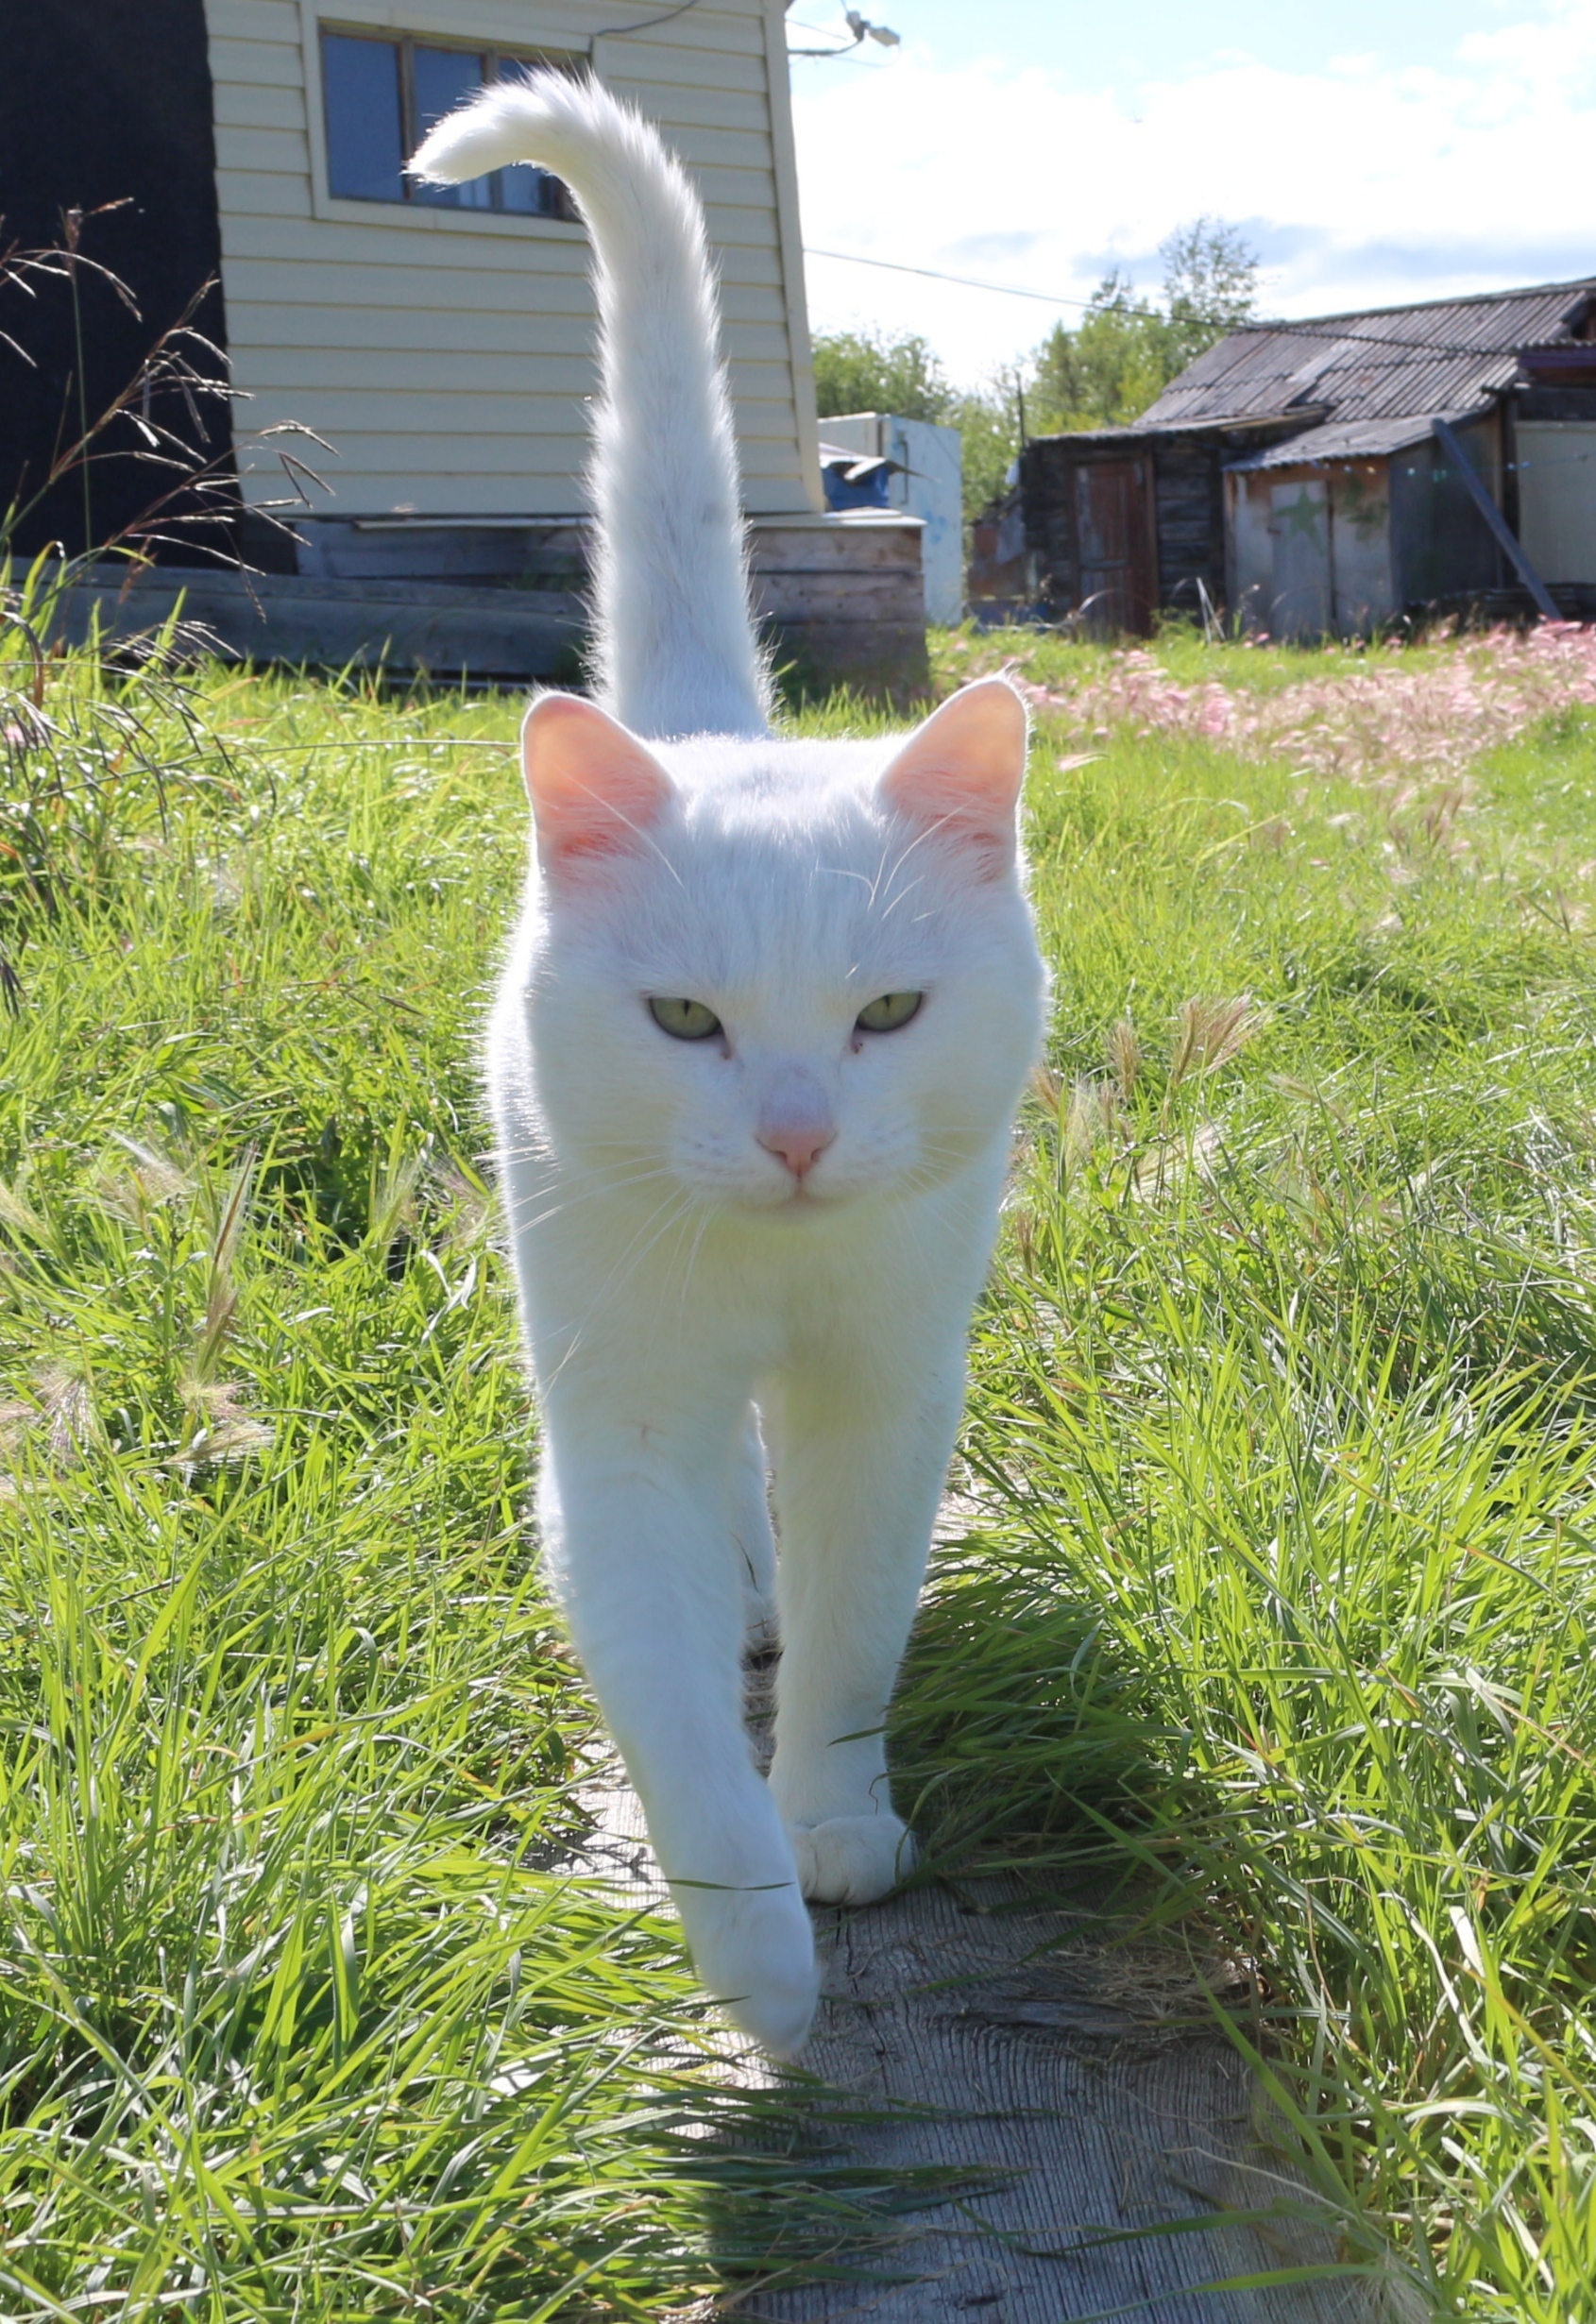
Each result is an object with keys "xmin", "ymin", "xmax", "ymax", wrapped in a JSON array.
[{"xmin": 1275, "ymin": 487, "xmax": 1325, "ymax": 544}]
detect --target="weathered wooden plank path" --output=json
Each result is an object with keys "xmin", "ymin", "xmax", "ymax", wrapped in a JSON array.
[{"xmin": 575, "ymin": 1748, "xmax": 1385, "ymax": 2324}]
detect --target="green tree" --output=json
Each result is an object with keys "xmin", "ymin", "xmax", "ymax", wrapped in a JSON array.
[
  {"xmin": 1024, "ymin": 219, "xmax": 1261, "ymax": 441},
  {"xmin": 810, "ymin": 328, "xmax": 954, "ymax": 422},
  {"xmin": 1028, "ymin": 271, "xmax": 1173, "ymax": 433},
  {"xmin": 949, "ymin": 384, "xmax": 1022, "ymax": 523},
  {"xmin": 1162, "ymin": 215, "xmax": 1261, "ymax": 372}
]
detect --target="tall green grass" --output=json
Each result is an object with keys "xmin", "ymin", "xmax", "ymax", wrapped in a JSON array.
[
  {"xmin": 4, "ymin": 627, "xmax": 1596, "ymax": 2315},
  {"xmin": 0, "ymin": 653, "xmax": 919, "ymax": 2318},
  {"xmin": 898, "ymin": 691, "xmax": 1596, "ymax": 2318}
]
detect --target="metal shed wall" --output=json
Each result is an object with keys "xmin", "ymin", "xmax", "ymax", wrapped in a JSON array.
[
  {"xmin": 1227, "ymin": 460, "xmax": 1396, "ymax": 637},
  {"xmin": 1388, "ymin": 412, "xmax": 1505, "ymax": 606},
  {"xmin": 204, "ymin": 0, "xmax": 823, "ymax": 519}
]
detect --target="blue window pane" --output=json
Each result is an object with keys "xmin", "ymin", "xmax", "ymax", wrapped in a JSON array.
[
  {"xmin": 322, "ymin": 33, "xmax": 403, "ymax": 203},
  {"xmin": 500, "ymin": 163, "xmax": 563, "ymax": 217},
  {"xmin": 412, "ymin": 47, "xmax": 490, "ymax": 208}
]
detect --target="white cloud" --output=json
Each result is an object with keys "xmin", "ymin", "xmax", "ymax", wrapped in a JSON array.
[{"xmin": 789, "ymin": 1, "xmax": 1596, "ymax": 385}]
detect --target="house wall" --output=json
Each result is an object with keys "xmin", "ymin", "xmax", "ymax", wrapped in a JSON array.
[
  {"xmin": 203, "ymin": 0, "xmax": 823, "ymax": 518},
  {"xmin": 1388, "ymin": 413, "xmax": 1503, "ymax": 607},
  {"xmin": 1226, "ymin": 459, "xmax": 1395, "ymax": 638},
  {"xmin": 0, "ymin": 0, "xmax": 234, "ymax": 558},
  {"xmin": 1517, "ymin": 423, "xmax": 1596, "ymax": 584}
]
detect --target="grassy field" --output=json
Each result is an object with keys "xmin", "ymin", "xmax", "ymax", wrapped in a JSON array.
[{"xmin": 2, "ymin": 614, "xmax": 1595, "ymax": 2317}]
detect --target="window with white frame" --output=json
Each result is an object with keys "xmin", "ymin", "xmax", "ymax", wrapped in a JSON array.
[{"xmin": 319, "ymin": 26, "xmax": 578, "ymax": 217}]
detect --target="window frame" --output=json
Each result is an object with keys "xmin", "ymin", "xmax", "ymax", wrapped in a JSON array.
[{"xmin": 298, "ymin": 5, "xmax": 586, "ymax": 240}]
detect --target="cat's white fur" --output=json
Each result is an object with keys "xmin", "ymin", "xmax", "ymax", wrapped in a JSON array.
[{"xmin": 412, "ymin": 73, "xmax": 1045, "ymax": 2055}]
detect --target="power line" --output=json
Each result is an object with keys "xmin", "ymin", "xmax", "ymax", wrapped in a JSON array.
[
  {"xmin": 803, "ymin": 246, "xmax": 1092, "ymax": 307},
  {"xmin": 804, "ymin": 247, "xmax": 1595, "ymax": 365},
  {"xmin": 589, "ymin": 0, "xmax": 704, "ymax": 37}
]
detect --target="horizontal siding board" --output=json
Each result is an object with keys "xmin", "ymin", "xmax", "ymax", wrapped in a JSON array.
[
  {"xmin": 611, "ymin": 81, "xmax": 770, "ymax": 133},
  {"xmin": 242, "ymin": 474, "xmax": 588, "ymax": 512},
  {"xmin": 620, "ymin": 124, "xmax": 773, "ymax": 171},
  {"xmin": 216, "ymin": 163, "xmax": 778, "ymax": 230},
  {"xmin": 247, "ymin": 428, "xmax": 804, "ymax": 473},
  {"xmin": 278, "ymin": 0, "xmax": 767, "ymax": 49},
  {"xmin": 591, "ymin": 39, "xmax": 766, "ymax": 92},
  {"xmin": 212, "ymin": 80, "xmax": 308, "ymax": 129},
  {"xmin": 229, "ymin": 367, "xmax": 794, "ymax": 419},
  {"xmin": 595, "ymin": 8, "xmax": 767, "ymax": 56},
  {"xmin": 227, "ymin": 302, "xmax": 790, "ymax": 360},
  {"xmin": 240, "ymin": 471, "xmax": 814, "ymax": 516},
  {"xmin": 207, "ymin": 0, "xmax": 301, "ymax": 38},
  {"xmin": 234, "ymin": 348, "xmax": 792, "ymax": 398},
  {"xmin": 209, "ymin": 36, "xmax": 306, "ymax": 86},
  {"xmin": 214, "ymin": 123, "xmax": 312, "ymax": 174},
  {"xmin": 217, "ymin": 223, "xmax": 783, "ymax": 284},
  {"xmin": 218, "ymin": 234, "xmax": 592, "ymax": 295}
]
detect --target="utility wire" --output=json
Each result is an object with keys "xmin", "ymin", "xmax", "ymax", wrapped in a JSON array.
[
  {"xmin": 589, "ymin": 0, "xmax": 703, "ymax": 38},
  {"xmin": 806, "ymin": 246, "xmax": 1594, "ymax": 371},
  {"xmin": 804, "ymin": 246, "xmax": 1092, "ymax": 308}
]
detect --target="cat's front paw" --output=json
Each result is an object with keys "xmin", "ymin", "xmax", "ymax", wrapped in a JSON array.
[
  {"xmin": 671, "ymin": 1878, "xmax": 819, "ymax": 2056},
  {"xmin": 790, "ymin": 1813, "xmax": 917, "ymax": 1905}
]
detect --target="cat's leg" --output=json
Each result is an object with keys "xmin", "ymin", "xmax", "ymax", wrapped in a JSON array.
[
  {"xmin": 765, "ymin": 1349, "xmax": 964, "ymax": 1908},
  {"xmin": 731, "ymin": 1406, "xmax": 778, "ymax": 1653},
  {"xmin": 539, "ymin": 1382, "xmax": 816, "ymax": 2053}
]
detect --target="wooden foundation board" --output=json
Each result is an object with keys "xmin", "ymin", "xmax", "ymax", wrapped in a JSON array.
[{"xmin": 572, "ymin": 1754, "xmax": 1394, "ymax": 2324}]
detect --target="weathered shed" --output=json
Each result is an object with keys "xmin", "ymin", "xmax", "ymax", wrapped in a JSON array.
[
  {"xmin": 1019, "ymin": 278, "xmax": 1596, "ymax": 637},
  {"xmin": 0, "ymin": 1, "xmax": 927, "ymax": 692}
]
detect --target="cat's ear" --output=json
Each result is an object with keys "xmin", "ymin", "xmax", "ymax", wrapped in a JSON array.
[
  {"xmin": 520, "ymin": 693, "xmax": 675, "ymax": 874},
  {"xmin": 877, "ymin": 678, "xmax": 1029, "ymax": 879}
]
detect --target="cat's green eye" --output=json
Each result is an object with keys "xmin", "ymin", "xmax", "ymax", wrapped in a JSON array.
[
  {"xmin": 649, "ymin": 996, "xmax": 722, "ymax": 1042},
  {"xmin": 855, "ymin": 991, "xmax": 923, "ymax": 1034}
]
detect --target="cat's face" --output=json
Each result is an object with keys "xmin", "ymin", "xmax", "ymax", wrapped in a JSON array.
[{"xmin": 516, "ymin": 682, "xmax": 1045, "ymax": 1217}]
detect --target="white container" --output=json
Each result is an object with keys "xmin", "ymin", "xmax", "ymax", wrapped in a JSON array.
[{"xmin": 819, "ymin": 412, "xmax": 964, "ymax": 625}]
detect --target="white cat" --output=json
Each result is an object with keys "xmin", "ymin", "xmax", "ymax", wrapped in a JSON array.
[{"xmin": 412, "ymin": 72, "xmax": 1044, "ymax": 2055}]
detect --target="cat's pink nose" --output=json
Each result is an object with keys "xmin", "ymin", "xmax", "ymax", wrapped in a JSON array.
[
  {"xmin": 757, "ymin": 1071, "xmax": 836, "ymax": 1180},
  {"xmin": 757, "ymin": 1121, "xmax": 836, "ymax": 1179}
]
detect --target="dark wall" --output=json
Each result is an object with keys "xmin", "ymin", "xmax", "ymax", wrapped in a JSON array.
[
  {"xmin": 1020, "ymin": 432, "xmax": 1228, "ymax": 622},
  {"xmin": 1149, "ymin": 438, "xmax": 1226, "ymax": 619},
  {"xmin": 1514, "ymin": 386, "xmax": 1596, "ymax": 424},
  {"xmin": 0, "ymin": 1, "xmax": 231, "ymax": 559},
  {"xmin": 1389, "ymin": 416, "xmax": 1504, "ymax": 609}
]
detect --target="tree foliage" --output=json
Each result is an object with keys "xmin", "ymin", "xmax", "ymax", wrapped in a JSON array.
[
  {"xmin": 810, "ymin": 327, "xmax": 955, "ymax": 424},
  {"xmin": 1029, "ymin": 218, "xmax": 1261, "ymax": 433},
  {"xmin": 810, "ymin": 324, "xmax": 1017, "ymax": 520}
]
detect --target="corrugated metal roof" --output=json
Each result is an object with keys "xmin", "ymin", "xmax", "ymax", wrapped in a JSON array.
[
  {"xmin": 1139, "ymin": 278, "xmax": 1596, "ymax": 433},
  {"xmin": 1225, "ymin": 415, "xmax": 1441, "ymax": 469}
]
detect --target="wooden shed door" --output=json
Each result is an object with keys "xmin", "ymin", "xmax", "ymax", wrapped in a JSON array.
[{"xmin": 1076, "ymin": 455, "xmax": 1157, "ymax": 634}]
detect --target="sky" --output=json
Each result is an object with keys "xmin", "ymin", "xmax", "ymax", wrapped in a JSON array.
[{"xmin": 786, "ymin": 0, "xmax": 1596, "ymax": 387}]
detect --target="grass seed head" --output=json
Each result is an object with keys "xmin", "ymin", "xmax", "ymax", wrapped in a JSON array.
[
  {"xmin": 1167, "ymin": 994, "xmax": 1265, "ymax": 1087},
  {"xmin": 1064, "ymin": 1077, "xmax": 1123, "ymax": 1172},
  {"xmin": 1107, "ymin": 1015, "xmax": 1142, "ymax": 1100}
]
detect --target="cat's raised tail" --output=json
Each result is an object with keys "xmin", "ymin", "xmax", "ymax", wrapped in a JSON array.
[{"xmin": 410, "ymin": 71, "xmax": 772, "ymax": 740}]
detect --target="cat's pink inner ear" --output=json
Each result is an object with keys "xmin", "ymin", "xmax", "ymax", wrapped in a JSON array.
[
  {"xmin": 520, "ymin": 694, "xmax": 675, "ymax": 871},
  {"xmin": 878, "ymin": 677, "xmax": 1029, "ymax": 877}
]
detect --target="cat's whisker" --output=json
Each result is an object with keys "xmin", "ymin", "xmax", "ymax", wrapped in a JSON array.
[
  {"xmin": 538, "ymin": 1189, "xmax": 703, "ymax": 1389},
  {"xmin": 876, "ymin": 867, "xmax": 931, "ymax": 925},
  {"xmin": 501, "ymin": 1164, "xmax": 679, "ymax": 1233}
]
